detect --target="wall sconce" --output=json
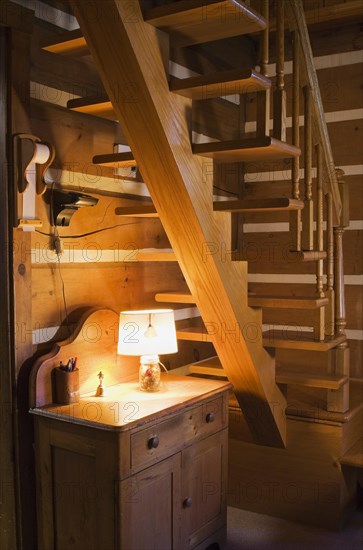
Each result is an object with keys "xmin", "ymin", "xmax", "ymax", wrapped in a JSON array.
[
  {"xmin": 118, "ymin": 309, "xmax": 178, "ymax": 392},
  {"xmin": 52, "ymin": 190, "xmax": 98, "ymax": 226}
]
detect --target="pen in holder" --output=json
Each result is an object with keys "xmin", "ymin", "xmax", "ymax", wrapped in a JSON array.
[{"xmin": 54, "ymin": 365, "xmax": 79, "ymax": 405}]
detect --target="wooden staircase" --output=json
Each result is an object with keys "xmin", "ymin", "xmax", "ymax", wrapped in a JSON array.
[
  {"xmin": 41, "ymin": 0, "xmax": 361, "ymax": 531},
  {"xmin": 38, "ymin": 0, "xmax": 350, "ymax": 448}
]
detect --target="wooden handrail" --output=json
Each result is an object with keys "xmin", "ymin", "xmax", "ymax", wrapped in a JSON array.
[{"xmin": 286, "ymin": 0, "xmax": 342, "ymax": 225}]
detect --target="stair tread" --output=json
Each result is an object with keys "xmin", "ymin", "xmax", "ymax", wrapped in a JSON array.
[
  {"xmin": 170, "ymin": 68, "xmax": 270, "ymax": 99},
  {"xmin": 263, "ymin": 330, "xmax": 347, "ymax": 351},
  {"xmin": 177, "ymin": 324, "xmax": 346, "ymax": 350},
  {"xmin": 193, "ymin": 137, "xmax": 301, "ymax": 162},
  {"xmin": 185, "ymin": 356, "xmax": 346, "ymax": 390},
  {"xmin": 115, "ymin": 205, "xmax": 158, "ymax": 218},
  {"xmin": 93, "ymin": 152, "xmax": 136, "ymax": 167},
  {"xmin": 275, "ymin": 369, "xmax": 348, "ymax": 390},
  {"xmin": 248, "ymin": 295, "xmax": 329, "ymax": 309},
  {"xmin": 144, "ymin": 0, "xmax": 266, "ymax": 47},
  {"xmin": 68, "ymin": 96, "xmax": 115, "ymax": 120},
  {"xmin": 136, "ymin": 250, "xmax": 176, "ymax": 262},
  {"xmin": 156, "ymin": 291, "xmax": 195, "ymax": 303},
  {"xmin": 236, "ymin": 249, "xmax": 327, "ymax": 262},
  {"xmin": 340, "ymin": 438, "xmax": 363, "ymax": 468},
  {"xmin": 42, "ymin": 29, "xmax": 87, "ymax": 56},
  {"xmin": 115, "ymin": 198, "xmax": 305, "ymax": 217},
  {"xmin": 214, "ymin": 198, "xmax": 304, "ymax": 213},
  {"xmin": 157, "ymin": 291, "xmax": 328, "ymax": 309}
]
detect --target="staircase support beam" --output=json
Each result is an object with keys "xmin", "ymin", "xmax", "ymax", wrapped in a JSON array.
[{"xmin": 70, "ymin": 0, "xmax": 286, "ymax": 447}]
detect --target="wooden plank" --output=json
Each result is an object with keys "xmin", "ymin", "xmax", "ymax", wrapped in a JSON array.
[
  {"xmin": 144, "ymin": 0, "xmax": 266, "ymax": 47},
  {"xmin": 276, "ymin": 370, "xmax": 348, "ymax": 390},
  {"xmin": 67, "ymin": 97, "xmax": 116, "ymax": 120},
  {"xmin": 41, "ymin": 28, "xmax": 88, "ymax": 55},
  {"xmin": 170, "ymin": 69, "xmax": 271, "ymax": 100},
  {"xmin": 156, "ymin": 291, "xmax": 194, "ymax": 304},
  {"xmin": 248, "ymin": 295, "xmax": 328, "ymax": 309},
  {"xmin": 93, "ymin": 152, "xmax": 136, "ymax": 167},
  {"xmin": 193, "ymin": 137, "xmax": 300, "ymax": 162},
  {"xmin": 115, "ymin": 205, "xmax": 158, "ymax": 217},
  {"xmin": 71, "ymin": 0, "xmax": 287, "ymax": 447},
  {"xmin": 214, "ymin": 198, "xmax": 304, "ymax": 213},
  {"xmin": 263, "ymin": 330, "xmax": 347, "ymax": 351}
]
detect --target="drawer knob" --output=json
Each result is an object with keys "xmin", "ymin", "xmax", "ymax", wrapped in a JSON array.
[
  {"xmin": 206, "ymin": 412, "xmax": 215, "ymax": 423},
  {"xmin": 183, "ymin": 497, "xmax": 192, "ymax": 509},
  {"xmin": 148, "ymin": 436, "xmax": 160, "ymax": 449}
]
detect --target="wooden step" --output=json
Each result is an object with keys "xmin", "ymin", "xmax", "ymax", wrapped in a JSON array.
[
  {"xmin": 193, "ymin": 137, "xmax": 301, "ymax": 162},
  {"xmin": 213, "ymin": 198, "xmax": 304, "ymax": 213},
  {"xmin": 157, "ymin": 292, "xmax": 328, "ymax": 310},
  {"xmin": 144, "ymin": 0, "xmax": 266, "ymax": 48},
  {"xmin": 237, "ymin": 247, "xmax": 327, "ymax": 263},
  {"xmin": 185, "ymin": 356, "xmax": 347, "ymax": 391},
  {"xmin": 263, "ymin": 330, "xmax": 347, "ymax": 351},
  {"xmin": 275, "ymin": 369, "xmax": 348, "ymax": 390},
  {"xmin": 170, "ymin": 68, "xmax": 270, "ymax": 100},
  {"xmin": 177, "ymin": 324, "xmax": 346, "ymax": 350},
  {"xmin": 115, "ymin": 198, "xmax": 304, "ymax": 218},
  {"xmin": 41, "ymin": 29, "xmax": 87, "ymax": 56},
  {"xmin": 68, "ymin": 96, "xmax": 114, "ymax": 120},
  {"xmin": 115, "ymin": 205, "xmax": 158, "ymax": 218},
  {"xmin": 248, "ymin": 295, "xmax": 329, "ymax": 309},
  {"xmin": 155, "ymin": 291, "xmax": 195, "ymax": 304},
  {"xmin": 340, "ymin": 439, "xmax": 363, "ymax": 468},
  {"xmin": 93, "ymin": 152, "xmax": 137, "ymax": 168},
  {"xmin": 136, "ymin": 250, "xmax": 176, "ymax": 262}
]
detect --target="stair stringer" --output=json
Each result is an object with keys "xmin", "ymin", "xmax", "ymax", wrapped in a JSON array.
[{"xmin": 70, "ymin": 0, "xmax": 286, "ymax": 448}]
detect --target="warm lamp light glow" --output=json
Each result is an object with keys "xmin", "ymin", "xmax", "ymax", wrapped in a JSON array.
[{"xmin": 117, "ymin": 309, "xmax": 178, "ymax": 357}]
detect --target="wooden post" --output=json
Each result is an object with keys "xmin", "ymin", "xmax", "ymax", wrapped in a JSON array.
[
  {"xmin": 256, "ymin": 0, "xmax": 270, "ymax": 137},
  {"xmin": 328, "ymin": 169, "xmax": 349, "ymax": 413},
  {"xmin": 290, "ymin": 30, "xmax": 301, "ymax": 251},
  {"xmin": 273, "ymin": 0, "xmax": 286, "ymax": 141},
  {"xmin": 301, "ymin": 85, "xmax": 314, "ymax": 250},
  {"xmin": 325, "ymin": 192, "xmax": 335, "ymax": 336}
]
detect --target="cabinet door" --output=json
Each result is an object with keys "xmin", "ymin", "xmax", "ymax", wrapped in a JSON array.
[
  {"xmin": 120, "ymin": 454, "xmax": 181, "ymax": 550},
  {"xmin": 181, "ymin": 429, "xmax": 228, "ymax": 549}
]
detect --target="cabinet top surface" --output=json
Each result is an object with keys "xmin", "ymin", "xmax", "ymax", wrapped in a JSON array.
[{"xmin": 30, "ymin": 374, "xmax": 231, "ymax": 432}]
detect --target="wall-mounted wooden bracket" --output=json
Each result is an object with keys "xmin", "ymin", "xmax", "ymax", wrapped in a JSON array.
[{"xmin": 13, "ymin": 133, "xmax": 55, "ymax": 230}]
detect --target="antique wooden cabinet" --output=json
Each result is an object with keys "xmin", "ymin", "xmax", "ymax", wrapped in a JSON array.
[{"xmin": 31, "ymin": 376, "xmax": 231, "ymax": 550}]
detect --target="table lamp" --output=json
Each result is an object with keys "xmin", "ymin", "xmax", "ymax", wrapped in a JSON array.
[{"xmin": 118, "ymin": 309, "xmax": 178, "ymax": 392}]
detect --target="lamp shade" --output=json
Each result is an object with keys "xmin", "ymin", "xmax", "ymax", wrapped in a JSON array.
[{"xmin": 117, "ymin": 309, "xmax": 178, "ymax": 357}]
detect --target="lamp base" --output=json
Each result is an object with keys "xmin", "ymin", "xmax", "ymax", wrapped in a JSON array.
[{"xmin": 139, "ymin": 354, "xmax": 161, "ymax": 392}]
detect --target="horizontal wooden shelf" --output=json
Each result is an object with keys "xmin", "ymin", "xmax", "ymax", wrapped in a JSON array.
[
  {"xmin": 248, "ymin": 295, "xmax": 329, "ymax": 309},
  {"xmin": 136, "ymin": 250, "xmax": 176, "ymax": 262},
  {"xmin": 68, "ymin": 96, "xmax": 115, "ymax": 120},
  {"xmin": 213, "ymin": 198, "xmax": 304, "ymax": 213},
  {"xmin": 235, "ymin": 249, "xmax": 327, "ymax": 262},
  {"xmin": 177, "ymin": 324, "xmax": 347, "ymax": 351},
  {"xmin": 170, "ymin": 68, "xmax": 270, "ymax": 99},
  {"xmin": 144, "ymin": 0, "xmax": 266, "ymax": 47},
  {"xmin": 275, "ymin": 369, "xmax": 348, "ymax": 390},
  {"xmin": 193, "ymin": 137, "xmax": 301, "ymax": 162},
  {"xmin": 340, "ymin": 439, "xmax": 363, "ymax": 468},
  {"xmin": 41, "ymin": 29, "xmax": 88, "ymax": 56},
  {"xmin": 262, "ymin": 330, "xmax": 347, "ymax": 351},
  {"xmin": 93, "ymin": 152, "xmax": 136, "ymax": 168}
]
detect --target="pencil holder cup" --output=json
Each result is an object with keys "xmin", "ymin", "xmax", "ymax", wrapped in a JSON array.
[{"xmin": 54, "ymin": 368, "xmax": 79, "ymax": 404}]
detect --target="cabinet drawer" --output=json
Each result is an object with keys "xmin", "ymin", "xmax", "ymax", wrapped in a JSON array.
[{"xmin": 130, "ymin": 395, "xmax": 226, "ymax": 472}]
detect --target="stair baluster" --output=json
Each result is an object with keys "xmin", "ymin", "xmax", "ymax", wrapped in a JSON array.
[
  {"xmin": 290, "ymin": 30, "xmax": 301, "ymax": 251},
  {"xmin": 273, "ymin": 0, "xmax": 286, "ymax": 141},
  {"xmin": 301, "ymin": 85, "xmax": 314, "ymax": 250},
  {"xmin": 325, "ymin": 192, "xmax": 335, "ymax": 336},
  {"xmin": 314, "ymin": 144, "xmax": 325, "ymax": 341},
  {"xmin": 256, "ymin": 0, "xmax": 270, "ymax": 137}
]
